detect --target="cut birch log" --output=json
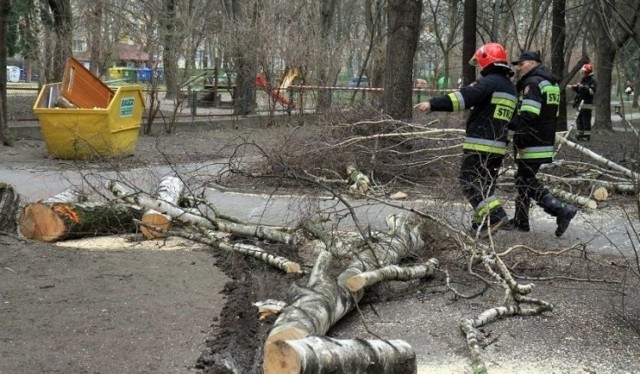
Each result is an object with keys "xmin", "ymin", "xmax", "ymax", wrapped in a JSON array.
[
  {"xmin": 591, "ymin": 186, "xmax": 609, "ymax": 201},
  {"xmin": 140, "ymin": 176, "xmax": 185, "ymax": 239},
  {"xmin": 0, "ymin": 182, "xmax": 20, "ymax": 234},
  {"xmin": 253, "ymin": 299, "xmax": 288, "ymax": 321},
  {"xmin": 550, "ymin": 188, "xmax": 597, "ymax": 209},
  {"xmin": 264, "ymin": 336, "xmax": 416, "ymax": 374},
  {"xmin": 19, "ymin": 201, "xmax": 143, "ymax": 242},
  {"xmin": 345, "ymin": 258, "xmax": 439, "ymax": 292},
  {"xmin": 594, "ymin": 180, "xmax": 635, "ymax": 194},
  {"xmin": 264, "ymin": 214, "xmax": 424, "ymax": 369}
]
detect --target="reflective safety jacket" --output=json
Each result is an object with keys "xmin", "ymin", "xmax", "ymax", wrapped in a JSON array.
[
  {"xmin": 429, "ymin": 65, "xmax": 517, "ymax": 156},
  {"xmin": 571, "ymin": 74, "xmax": 596, "ymax": 110},
  {"xmin": 510, "ymin": 64, "xmax": 560, "ymax": 164}
]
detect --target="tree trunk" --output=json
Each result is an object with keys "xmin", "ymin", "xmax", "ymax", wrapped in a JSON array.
[
  {"xmin": 462, "ymin": 0, "xmax": 477, "ymax": 86},
  {"xmin": 228, "ymin": 0, "xmax": 257, "ymax": 116},
  {"xmin": 551, "ymin": 0, "xmax": 567, "ymax": 131},
  {"xmin": 264, "ymin": 336, "xmax": 416, "ymax": 374},
  {"xmin": 0, "ymin": 182, "xmax": 20, "ymax": 234},
  {"xmin": 46, "ymin": 0, "xmax": 73, "ymax": 82},
  {"xmin": 162, "ymin": 0, "xmax": 179, "ymax": 100},
  {"xmin": 233, "ymin": 55, "xmax": 257, "ymax": 116},
  {"xmin": 382, "ymin": 0, "xmax": 422, "ymax": 120},
  {"xmin": 264, "ymin": 215, "xmax": 424, "ymax": 369},
  {"xmin": 315, "ymin": 0, "xmax": 336, "ymax": 111},
  {"xmin": 0, "ymin": 0, "xmax": 8, "ymax": 145},
  {"xmin": 19, "ymin": 202, "xmax": 143, "ymax": 242},
  {"xmin": 593, "ymin": 36, "xmax": 616, "ymax": 132},
  {"xmin": 87, "ymin": 1, "xmax": 103, "ymax": 76}
]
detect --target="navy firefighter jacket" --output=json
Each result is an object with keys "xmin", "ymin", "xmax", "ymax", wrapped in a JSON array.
[
  {"xmin": 428, "ymin": 64, "xmax": 517, "ymax": 156},
  {"xmin": 510, "ymin": 63, "xmax": 560, "ymax": 164}
]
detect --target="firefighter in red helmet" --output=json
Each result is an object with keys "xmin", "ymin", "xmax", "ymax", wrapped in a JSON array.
[
  {"xmin": 570, "ymin": 63, "xmax": 597, "ymax": 141},
  {"xmin": 415, "ymin": 43, "xmax": 517, "ymax": 237}
]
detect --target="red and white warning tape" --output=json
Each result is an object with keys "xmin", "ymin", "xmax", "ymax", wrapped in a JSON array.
[{"xmin": 289, "ymin": 85, "xmax": 456, "ymax": 93}]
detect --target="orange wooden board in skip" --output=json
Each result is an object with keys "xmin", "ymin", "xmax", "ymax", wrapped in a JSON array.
[{"xmin": 61, "ymin": 57, "xmax": 114, "ymax": 108}]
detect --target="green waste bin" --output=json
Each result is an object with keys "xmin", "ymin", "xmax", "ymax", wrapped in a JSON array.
[{"xmin": 122, "ymin": 68, "xmax": 137, "ymax": 83}]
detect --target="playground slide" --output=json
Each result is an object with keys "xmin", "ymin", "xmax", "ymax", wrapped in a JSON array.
[{"xmin": 255, "ymin": 72, "xmax": 295, "ymax": 107}]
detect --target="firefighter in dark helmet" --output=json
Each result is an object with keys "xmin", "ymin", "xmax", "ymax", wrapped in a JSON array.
[
  {"xmin": 505, "ymin": 51, "xmax": 578, "ymax": 237},
  {"xmin": 415, "ymin": 42, "xmax": 517, "ymax": 237}
]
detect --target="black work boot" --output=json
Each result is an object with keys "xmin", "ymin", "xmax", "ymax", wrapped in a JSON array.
[
  {"xmin": 539, "ymin": 193, "xmax": 578, "ymax": 237},
  {"xmin": 503, "ymin": 196, "xmax": 530, "ymax": 232},
  {"xmin": 471, "ymin": 207, "xmax": 508, "ymax": 238}
]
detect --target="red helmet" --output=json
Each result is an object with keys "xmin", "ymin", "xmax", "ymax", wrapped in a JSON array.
[
  {"xmin": 581, "ymin": 63, "xmax": 593, "ymax": 74},
  {"xmin": 470, "ymin": 43, "xmax": 508, "ymax": 70}
]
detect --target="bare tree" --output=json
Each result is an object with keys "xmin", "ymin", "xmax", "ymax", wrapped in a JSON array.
[
  {"xmin": 0, "ymin": 0, "xmax": 8, "ymax": 145},
  {"xmin": 45, "ymin": 0, "xmax": 73, "ymax": 82},
  {"xmin": 382, "ymin": 0, "xmax": 422, "ymax": 119},
  {"xmin": 161, "ymin": 0, "xmax": 179, "ymax": 99},
  {"xmin": 220, "ymin": 0, "xmax": 258, "ymax": 116},
  {"xmin": 552, "ymin": 0, "xmax": 568, "ymax": 130},
  {"xmin": 593, "ymin": 0, "xmax": 640, "ymax": 131},
  {"xmin": 462, "ymin": 0, "xmax": 477, "ymax": 85},
  {"xmin": 316, "ymin": 0, "xmax": 337, "ymax": 110},
  {"xmin": 87, "ymin": 1, "xmax": 104, "ymax": 76},
  {"xmin": 425, "ymin": 0, "xmax": 463, "ymax": 88}
]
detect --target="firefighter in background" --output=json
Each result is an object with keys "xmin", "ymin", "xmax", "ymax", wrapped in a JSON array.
[
  {"xmin": 415, "ymin": 43, "xmax": 517, "ymax": 237},
  {"xmin": 505, "ymin": 51, "xmax": 578, "ymax": 237},
  {"xmin": 571, "ymin": 63, "xmax": 597, "ymax": 141}
]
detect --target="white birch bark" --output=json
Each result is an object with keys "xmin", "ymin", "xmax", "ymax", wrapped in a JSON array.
[
  {"xmin": 550, "ymin": 188, "xmax": 597, "ymax": 209},
  {"xmin": 264, "ymin": 336, "xmax": 416, "ymax": 374},
  {"xmin": 556, "ymin": 135, "xmax": 640, "ymax": 181},
  {"xmin": 172, "ymin": 228, "xmax": 301, "ymax": 274},
  {"xmin": 345, "ymin": 258, "xmax": 439, "ymax": 292},
  {"xmin": 264, "ymin": 214, "xmax": 425, "ymax": 369},
  {"xmin": 108, "ymin": 180, "xmax": 296, "ymax": 244},
  {"xmin": 140, "ymin": 176, "xmax": 185, "ymax": 239}
]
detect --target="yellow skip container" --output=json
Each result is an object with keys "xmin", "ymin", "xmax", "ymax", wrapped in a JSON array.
[{"xmin": 32, "ymin": 58, "xmax": 145, "ymax": 160}]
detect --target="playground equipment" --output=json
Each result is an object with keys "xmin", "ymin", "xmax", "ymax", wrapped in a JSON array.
[{"xmin": 255, "ymin": 68, "xmax": 300, "ymax": 108}]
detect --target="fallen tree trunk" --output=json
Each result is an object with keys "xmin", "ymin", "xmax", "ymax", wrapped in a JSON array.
[
  {"xmin": 19, "ymin": 201, "xmax": 143, "ymax": 242},
  {"xmin": 0, "ymin": 182, "xmax": 20, "ymax": 234},
  {"xmin": 264, "ymin": 336, "xmax": 416, "ymax": 374},
  {"xmin": 109, "ymin": 180, "xmax": 296, "ymax": 245},
  {"xmin": 140, "ymin": 176, "xmax": 185, "ymax": 239},
  {"xmin": 264, "ymin": 214, "xmax": 424, "ymax": 370}
]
